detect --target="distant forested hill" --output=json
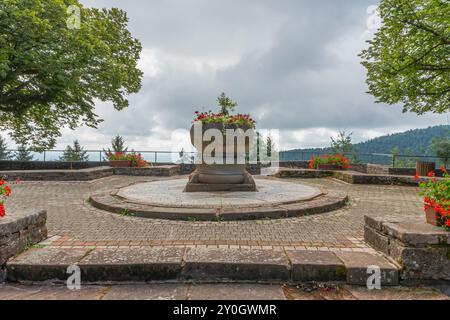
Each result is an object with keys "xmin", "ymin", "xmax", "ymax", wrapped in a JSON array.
[
  {"xmin": 281, "ymin": 125, "xmax": 450, "ymax": 162},
  {"xmin": 353, "ymin": 125, "xmax": 449, "ymax": 156}
]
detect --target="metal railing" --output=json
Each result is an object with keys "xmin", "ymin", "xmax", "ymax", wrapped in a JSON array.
[
  {"xmin": 279, "ymin": 151, "xmax": 447, "ymax": 168},
  {"xmin": 3, "ymin": 149, "xmax": 448, "ymax": 168},
  {"xmin": 3, "ymin": 149, "xmax": 197, "ymax": 164}
]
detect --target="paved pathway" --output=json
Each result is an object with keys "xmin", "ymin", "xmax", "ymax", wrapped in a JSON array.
[
  {"xmin": 6, "ymin": 175, "xmax": 422, "ymax": 250},
  {"xmin": 0, "ymin": 283, "xmax": 448, "ymax": 300}
]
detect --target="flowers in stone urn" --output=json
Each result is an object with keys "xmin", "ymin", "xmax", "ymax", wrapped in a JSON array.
[
  {"xmin": 194, "ymin": 111, "xmax": 256, "ymax": 128},
  {"xmin": 186, "ymin": 93, "xmax": 257, "ymax": 191},
  {"xmin": 193, "ymin": 93, "xmax": 256, "ymax": 128},
  {"xmin": 416, "ymin": 167, "xmax": 450, "ymax": 230},
  {"xmin": 0, "ymin": 179, "xmax": 12, "ymax": 218}
]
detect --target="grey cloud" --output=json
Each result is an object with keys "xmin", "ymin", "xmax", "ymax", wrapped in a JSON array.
[{"xmin": 62, "ymin": 0, "xmax": 448, "ymax": 150}]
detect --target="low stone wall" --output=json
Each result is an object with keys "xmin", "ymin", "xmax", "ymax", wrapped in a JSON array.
[
  {"xmin": 348, "ymin": 163, "xmax": 367, "ymax": 173},
  {"xmin": 278, "ymin": 161, "xmax": 309, "ymax": 169},
  {"xmin": 349, "ymin": 163, "xmax": 390, "ymax": 175},
  {"xmin": 0, "ymin": 167, "xmax": 113, "ymax": 181},
  {"xmin": 366, "ymin": 164, "xmax": 390, "ymax": 174},
  {"xmin": 388, "ymin": 167, "xmax": 446, "ymax": 177},
  {"xmin": 0, "ymin": 210, "xmax": 47, "ymax": 282},
  {"xmin": 276, "ymin": 168, "xmax": 333, "ymax": 179},
  {"xmin": 113, "ymin": 165, "xmax": 180, "ymax": 177},
  {"xmin": 333, "ymin": 171, "xmax": 418, "ymax": 185},
  {"xmin": 0, "ymin": 161, "xmax": 105, "ymax": 171},
  {"xmin": 364, "ymin": 215, "xmax": 450, "ymax": 282}
]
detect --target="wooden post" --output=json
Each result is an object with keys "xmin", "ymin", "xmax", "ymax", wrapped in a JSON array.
[{"xmin": 416, "ymin": 160, "xmax": 435, "ymax": 176}]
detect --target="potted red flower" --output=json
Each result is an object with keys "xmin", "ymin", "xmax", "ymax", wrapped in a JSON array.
[
  {"xmin": 416, "ymin": 167, "xmax": 450, "ymax": 229},
  {"xmin": 0, "ymin": 179, "xmax": 12, "ymax": 218},
  {"xmin": 105, "ymin": 151, "xmax": 131, "ymax": 167},
  {"xmin": 308, "ymin": 154, "xmax": 351, "ymax": 171},
  {"xmin": 105, "ymin": 151, "xmax": 149, "ymax": 168}
]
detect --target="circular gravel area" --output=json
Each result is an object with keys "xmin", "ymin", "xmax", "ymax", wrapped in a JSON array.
[
  {"xmin": 89, "ymin": 177, "xmax": 348, "ymax": 221},
  {"xmin": 116, "ymin": 179, "xmax": 323, "ymax": 208}
]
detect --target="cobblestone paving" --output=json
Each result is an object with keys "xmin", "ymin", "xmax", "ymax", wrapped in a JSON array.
[{"xmin": 7, "ymin": 175, "xmax": 422, "ymax": 249}]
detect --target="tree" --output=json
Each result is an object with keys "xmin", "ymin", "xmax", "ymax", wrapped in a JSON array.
[
  {"xmin": 331, "ymin": 131, "xmax": 353, "ymax": 155},
  {"xmin": 110, "ymin": 135, "xmax": 128, "ymax": 153},
  {"xmin": 217, "ymin": 93, "xmax": 237, "ymax": 116},
  {"xmin": 266, "ymin": 135, "xmax": 274, "ymax": 158},
  {"xmin": 360, "ymin": 0, "xmax": 450, "ymax": 114},
  {"xmin": 103, "ymin": 135, "xmax": 128, "ymax": 160},
  {"xmin": 0, "ymin": 0, "xmax": 143, "ymax": 150},
  {"xmin": 430, "ymin": 136, "xmax": 450, "ymax": 167},
  {"xmin": 60, "ymin": 140, "xmax": 89, "ymax": 162},
  {"xmin": 391, "ymin": 146, "xmax": 402, "ymax": 167},
  {"xmin": 0, "ymin": 136, "xmax": 11, "ymax": 160},
  {"xmin": 14, "ymin": 145, "xmax": 34, "ymax": 161}
]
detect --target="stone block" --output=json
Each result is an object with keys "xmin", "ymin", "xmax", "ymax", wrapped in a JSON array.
[
  {"xmin": 382, "ymin": 220, "xmax": 450, "ymax": 246},
  {"xmin": 0, "ymin": 210, "xmax": 47, "ymax": 267},
  {"xmin": 336, "ymin": 251, "xmax": 399, "ymax": 286},
  {"xmin": 286, "ymin": 250, "xmax": 346, "ymax": 281},
  {"xmin": 182, "ymin": 248, "xmax": 290, "ymax": 282},
  {"xmin": 7, "ymin": 247, "xmax": 90, "ymax": 282},
  {"xmin": 398, "ymin": 247, "xmax": 450, "ymax": 282},
  {"xmin": 364, "ymin": 225, "xmax": 389, "ymax": 256},
  {"xmin": 387, "ymin": 238, "xmax": 407, "ymax": 264},
  {"xmin": 79, "ymin": 247, "xmax": 185, "ymax": 281}
]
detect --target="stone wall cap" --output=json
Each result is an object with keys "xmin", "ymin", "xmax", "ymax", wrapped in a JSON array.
[
  {"xmin": 0, "ymin": 210, "xmax": 47, "ymax": 237},
  {"xmin": 365, "ymin": 214, "xmax": 449, "ymax": 246}
]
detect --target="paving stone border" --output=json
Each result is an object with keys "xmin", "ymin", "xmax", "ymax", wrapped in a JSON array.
[
  {"xmin": 0, "ymin": 210, "xmax": 47, "ymax": 282},
  {"xmin": 364, "ymin": 215, "xmax": 450, "ymax": 282},
  {"xmin": 6, "ymin": 246, "xmax": 399, "ymax": 285},
  {"xmin": 89, "ymin": 187, "xmax": 348, "ymax": 221}
]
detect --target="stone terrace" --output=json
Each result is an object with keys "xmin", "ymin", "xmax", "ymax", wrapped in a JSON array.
[{"xmin": 5, "ymin": 175, "xmax": 422, "ymax": 250}]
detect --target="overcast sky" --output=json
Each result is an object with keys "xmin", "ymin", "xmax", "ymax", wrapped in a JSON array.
[{"xmin": 52, "ymin": 0, "xmax": 448, "ymax": 151}]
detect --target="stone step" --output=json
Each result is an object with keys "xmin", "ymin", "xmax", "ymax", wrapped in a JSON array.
[{"xmin": 6, "ymin": 247, "xmax": 399, "ymax": 285}]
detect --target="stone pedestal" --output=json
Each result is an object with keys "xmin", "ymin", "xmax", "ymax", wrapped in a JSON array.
[
  {"xmin": 185, "ymin": 122, "xmax": 257, "ymax": 192},
  {"xmin": 185, "ymin": 164, "xmax": 256, "ymax": 192}
]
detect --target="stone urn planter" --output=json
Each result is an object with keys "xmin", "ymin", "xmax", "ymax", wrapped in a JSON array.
[
  {"xmin": 416, "ymin": 160, "xmax": 435, "ymax": 177},
  {"xmin": 108, "ymin": 160, "xmax": 130, "ymax": 168},
  {"xmin": 425, "ymin": 206, "xmax": 439, "ymax": 226},
  {"xmin": 316, "ymin": 164, "xmax": 341, "ymax": 171},
  {"xmin": 185, "ymin": 122, "xmax": 257, "ymax": 192}
]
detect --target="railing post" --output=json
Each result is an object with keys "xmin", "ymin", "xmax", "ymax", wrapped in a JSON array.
[
  {"xmin": 100, "ymin": 151, "xmax": 102, "ymax": 162},
  {"xmin": 155, "ymin": 152, "xmax": 157, "ymax": 164},
  {"xmin": 43, "ymin": 151, "xmax": 46, "ymax": 162}
]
